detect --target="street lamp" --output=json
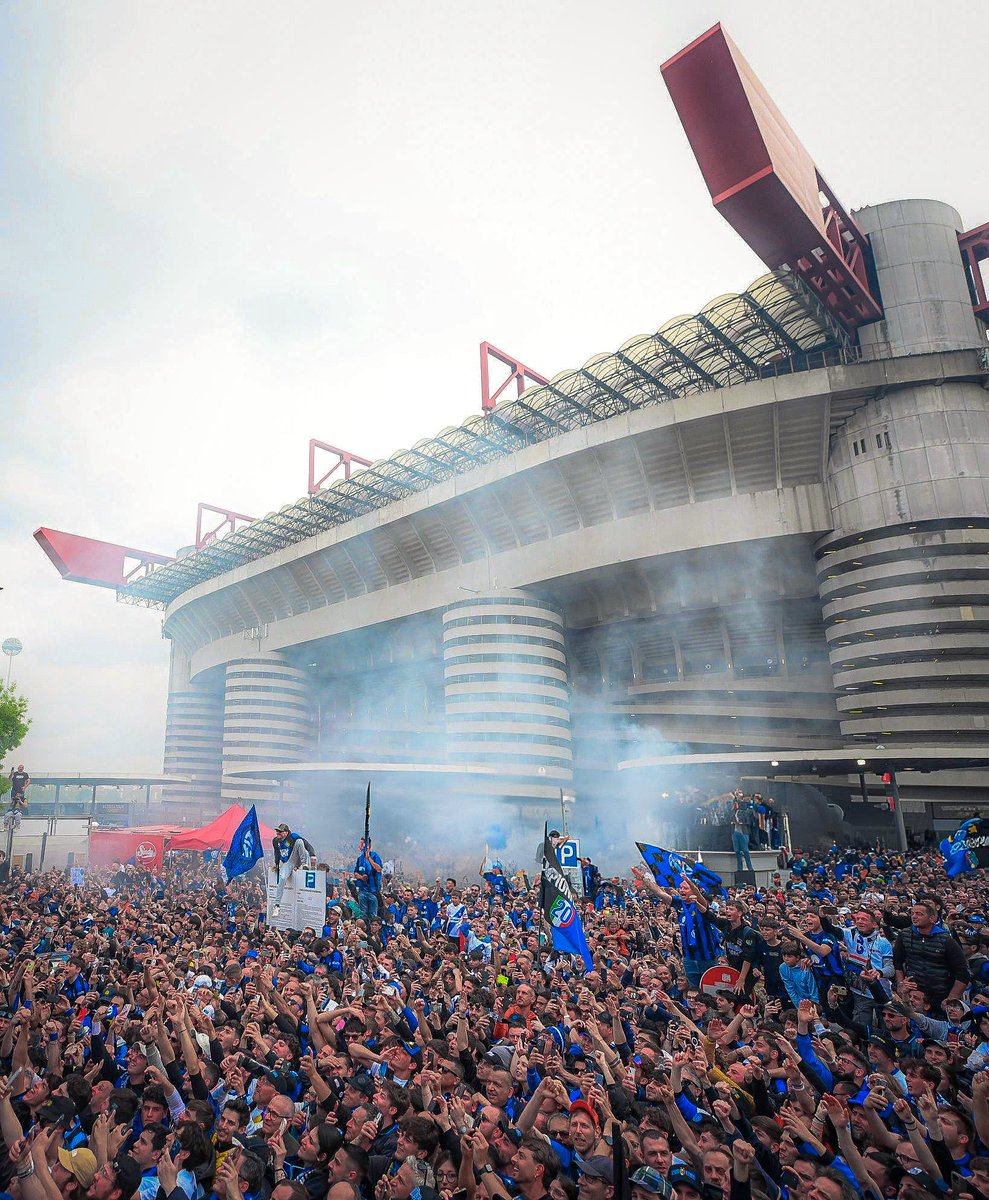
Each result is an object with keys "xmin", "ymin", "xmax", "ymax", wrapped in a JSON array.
[{"xmin": 1, "ymin": 639, "xmax": 22, "ymax": 687}]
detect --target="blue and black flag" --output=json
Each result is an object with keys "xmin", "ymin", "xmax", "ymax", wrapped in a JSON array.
[
  {"xmin": 541, "ymin": 826, "xmax": 593, "ymax": 972},
  {"xmin": 941, "ymin": 818, "xmax": 989, "ymax": 878},
  {"xmin": 636, "ymin": 842, "xmax": 722, "ymax": 894},
  {"xmin": 223, "ymin": 805, "xmax": 264, "ymax": 882}
]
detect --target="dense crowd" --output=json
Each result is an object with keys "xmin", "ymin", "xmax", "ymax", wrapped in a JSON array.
[{"xmin": 0, "ymin": 826, "xmax": 987, "ymax": 1200}]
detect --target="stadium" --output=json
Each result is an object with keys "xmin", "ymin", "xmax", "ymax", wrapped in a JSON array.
[{"xmin": 34, "ymin": 25, "xmax": 989, "ymax": 852}]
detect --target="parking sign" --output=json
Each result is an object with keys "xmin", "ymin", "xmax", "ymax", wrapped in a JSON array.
[
  {"xmin": 557, "ymin": 839, "xmax": 583, "ymax": 896},
  {"xmin": 558, "ymin": 839, "xmax": 580, "ymax": 867}
]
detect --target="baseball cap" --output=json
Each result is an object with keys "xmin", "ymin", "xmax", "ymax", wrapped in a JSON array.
[
  {"xmin": 631, "ymin": 1168, "xmax": 675, "ymax": 1199},
  {"xmin": 346, "ymin": 1075, "xmax": 376, "ymax": 1097},
  {"xmin": 668, "ymin": 1166, "xmax": 712, "ymax": 1196},
  {"xmin": 39, "ymin": 1097, "xmax": 76, "ymax": 1127},
  {"xmin": 58, "ymin": 1148, "xmax": 97, "ymax": 1188},
  {"xmin": 275, "ymin": 823, "xmax": 291, "ymax": 833},
  {"xmin": 483, "ymin": 1046, "xmax": 513, "ymax": 1069},
  {"xmin": 578, "ymin": 1157, "xmax": 614, "ymax": 1184},
  {"xmin": 569, "ymin": 1099, "xmax": 601, "ymax": 1129},
  {"xmin": 112, "ymin": 1155, "xmax": 143, "ymax": 1197}
]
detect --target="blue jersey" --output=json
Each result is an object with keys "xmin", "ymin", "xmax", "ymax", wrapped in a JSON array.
[
  {"xmin": 806, "ymin": 930, "xmax": 845, "ymax": 979},
  {"xmin": 354, "ymin": 850, "xmax": 382, "ymax": 894},
  {"xmin": 673, "ymin": 898, "xmax": 721, "ymax": 961}
]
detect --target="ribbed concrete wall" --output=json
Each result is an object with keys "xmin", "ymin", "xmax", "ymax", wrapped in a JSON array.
[
  {"xmin": 162, "ymin": 643, "xmax": 224, "ymax": 809},
  {"xmin": 443, "ymin": 591, "xmax": 573, "ymax": 801},
  {"xmin": 820, "ymin": 199, "xmax": 989, "ymax": 749},
  {"xmin": 220, "ymin": 653, "xmax": 314, "ymax": 805},
  {"xmin": 818, "ymin": 521, "xmax": 989, "ymax": 744}
]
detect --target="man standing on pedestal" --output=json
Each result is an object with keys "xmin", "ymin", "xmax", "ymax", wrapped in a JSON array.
[{"xmin": 271, "ymin": 823, "xmax": 317, "ymax": 916}]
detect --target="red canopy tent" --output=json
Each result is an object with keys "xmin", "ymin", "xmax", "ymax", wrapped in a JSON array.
[{"xmin": 167, "ymin": 804, "xmax": 277, "ymax": 853}]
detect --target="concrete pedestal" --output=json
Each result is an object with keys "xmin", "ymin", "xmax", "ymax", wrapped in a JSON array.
[{"xmin": 681, "ymin": 849, "xmax": 785, "ymax": 889}]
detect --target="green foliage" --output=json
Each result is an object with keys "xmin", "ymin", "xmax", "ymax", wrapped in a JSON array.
[{"xmin": 0, "ymin": 685, "xmax": 30, "ymax": 774}]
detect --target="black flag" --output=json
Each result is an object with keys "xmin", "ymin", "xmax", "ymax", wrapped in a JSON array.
[
  {"xmin": 364, "ymin": 782, "xmax": 371, "ymax": 847},
  {"xmin": 540, "ymin": 825, "xmax": 593, "ymax": 971}
]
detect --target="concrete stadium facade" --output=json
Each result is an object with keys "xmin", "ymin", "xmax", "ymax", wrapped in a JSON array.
[{"xmin": 148, "ymin": 198, "xmax": 989, "ymax": 822}]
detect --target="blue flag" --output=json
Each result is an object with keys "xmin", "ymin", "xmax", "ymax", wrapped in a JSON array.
[
  {"xmin": 223, "ymin": 805, "xmax": 264, "ymax": 882},
  {"xmin": 940, "ymin": 818, "xmax": 989, "ymax": 878},
  {"xmin": 636, "ymin": 842, "xmax": 722, "ymax": 894},
  {"xmin": 541, "ymin": 828, "xmax": 593, "ymax": 972}
]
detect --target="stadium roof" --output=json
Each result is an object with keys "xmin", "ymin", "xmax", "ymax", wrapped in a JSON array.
[{"xmin": 120, "ymin": 269, "xmax": 848, "ymax": 609}]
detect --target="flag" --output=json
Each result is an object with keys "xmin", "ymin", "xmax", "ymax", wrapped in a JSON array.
[
  {"xmin": 636, "ymin": 842, "xmax": 722, "ymax": 894},
  {"xmin": 364, "ymin": 782, "xmax": 371, "ymax": 847},
  {"xmin": 940, "ymin": 818, "xmax": 989, "ymax": 877},
  {"xmin": 541, "ymin": 825, "xmax": 593, "ymax": 972},
  {"xmin": 223, "ymin": 805, "xmax": 264, "ymax": 882}
]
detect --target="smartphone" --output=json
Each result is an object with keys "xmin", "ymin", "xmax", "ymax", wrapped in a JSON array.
[{"xmin": 278, "ymin": 1118, "xmax": 289, "ymax": 1135}]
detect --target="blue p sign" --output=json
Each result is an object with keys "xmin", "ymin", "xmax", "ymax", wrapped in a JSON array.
[{"xmin": 558, "ymin": 840, "xmax": 580, "ymax": 867}]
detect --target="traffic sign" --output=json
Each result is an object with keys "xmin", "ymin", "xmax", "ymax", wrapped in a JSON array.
[
  {"xmin": 558, "ymin": 839, "xmax": 580, "ymax": 867},
  {"xmin": 699, "ymin": 965, "xmax": 739, "ymax": 996}
]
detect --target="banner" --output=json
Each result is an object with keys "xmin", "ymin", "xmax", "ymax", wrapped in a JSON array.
[
  {"xmin": 89, "ymin": 831, "xmax": 164, "ymax": 872},
  {"xmin": 266, "ymin": 866, "xmax": 327, "ymax": 932}
]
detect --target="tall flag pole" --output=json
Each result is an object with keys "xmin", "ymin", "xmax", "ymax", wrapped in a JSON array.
[{"xmin": 541, "ymin": 824, "xmax": 593, "ymax": 972}]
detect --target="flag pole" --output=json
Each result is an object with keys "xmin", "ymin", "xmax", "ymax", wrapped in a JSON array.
[
  {"xmin": 538, "ymin": 822, "xmax": 549, "ymax": 968},
  {"xmin": 539, "ymin": 822, "xmax": 547, "ymax": 913},
  {"xmin": 364, "ymin": 782, "xmax": 371, "ymax": 847}
]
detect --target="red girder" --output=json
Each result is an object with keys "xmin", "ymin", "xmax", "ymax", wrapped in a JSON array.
[
  {"xmin": 34, "ymin": 528, "xmax": 173, "ymax": 589},
  {"xmin": 959, "ymin": 223, "xmax": 989, "ymax": 326},
  {"xmin": 308, "ymin": 440, "xmax": 373, "ymax": 495},
  {"xmin": 195, "ymin": 503, "xmax": 257, "ymax": 549},
  {"xmin": 661, "ymin": 24, "xmax": 883, "ymax": 333},
  {"xmin": 480, "ymin": 342, "xmax": 550, "ymax": 414}
]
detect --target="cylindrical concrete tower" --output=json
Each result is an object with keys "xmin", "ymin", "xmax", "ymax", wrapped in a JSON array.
[
  {"xmin": 162, "ymin": 642, "xmax": 224, "ymax": 811},
  {"xmin": 220, "ymin": 652, "xmax": 314, "ymax": 805},
  {"xmin": 856, "ymin": 200, "xmax": 984, "ymax": 358},
  {"xmin": 443, "ymin": 590, "xmax": 573, "ymax": 801},
  {"xmin": 818, "ymin": 199, "xmax": 989, "ymax": 746}
]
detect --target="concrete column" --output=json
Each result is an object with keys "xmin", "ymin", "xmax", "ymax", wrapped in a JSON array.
[
  {"xmin": 818, "ymin": 200, "xmax": 989, "ymax": 747},
  {"xmin": 220, "ymin": 652, "xmax": 315, "ymax": 805},
  {"xmin": 443, "ymin": 589, "xmax": 573, "ymax": 802},
  {"xmin": 162, "ymin": 641, "xmax": 224, "ymax": 811},
  {"xmin": 855, "ymin": 199, "xmax": 983, "ymax": 358}
]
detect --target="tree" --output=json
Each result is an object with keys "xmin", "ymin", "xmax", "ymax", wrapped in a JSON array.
[{"xmin": 0, "ymin": 685, "xmax": 31, "ymax": 798}]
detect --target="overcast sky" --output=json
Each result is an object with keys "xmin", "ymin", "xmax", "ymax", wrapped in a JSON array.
[{"xmin": 3, "ymin": 0, "xmax": 987, "ymax": 773}]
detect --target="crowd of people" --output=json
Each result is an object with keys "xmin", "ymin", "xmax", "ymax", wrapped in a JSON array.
[{"xmin": 0, "ymin": 819, "xmax": 986, "ymax": 1200}]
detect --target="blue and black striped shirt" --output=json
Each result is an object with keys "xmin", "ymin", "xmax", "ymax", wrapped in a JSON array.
[{"xmin": 673, "ymin": 898, "xmax": 721, "ymax": 962}]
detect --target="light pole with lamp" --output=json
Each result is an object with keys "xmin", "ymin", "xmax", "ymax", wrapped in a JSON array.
[{"xmin": 1, "ymin": 639, "xmax": 22, "ymax": 687}]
